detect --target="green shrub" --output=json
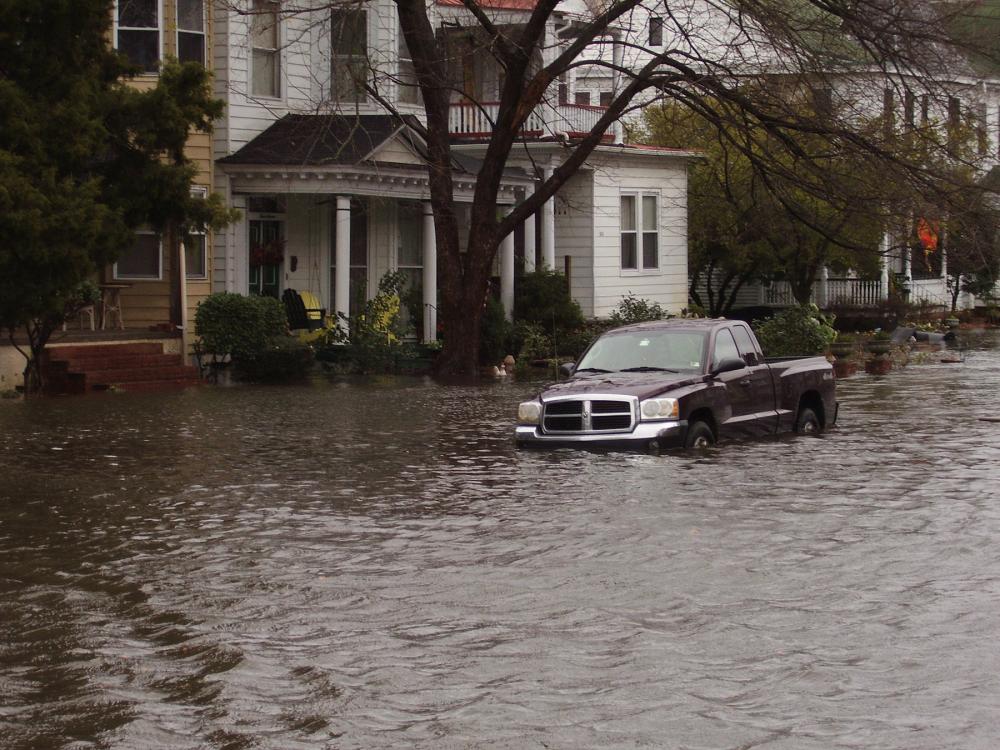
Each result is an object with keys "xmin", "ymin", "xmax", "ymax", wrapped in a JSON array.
[
  {"xmin": 480, "ymin": 296, "xmax": 513, "ymax": 365},
  {"xmin": 753, "ymin": 305, "xmax": 837, "ymax": 357},
  {"xmin": 237, "ymin": 336, "xmax": 315, "ymax": 382},
  {"xmin": 514, "ymin": 270, "xmax": 585, "ymax": 334},
  {"xmin": 195, "ymin": 292, "xmax": 288, "ymax": 361},
  {"xmin": 609, "ymin": 294, "xmax": 668, "ymax": 326},
  {"xmin": 511, "ymin": 321, "xmax": 552, "ymax": 362}
]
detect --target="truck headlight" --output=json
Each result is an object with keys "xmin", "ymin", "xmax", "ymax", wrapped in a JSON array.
[
  {"xmin": 639, "ymin": 397, "xmax": 679, "ymax": 421},
  {"xmin": 517, "ymin": 400, "xmax": 542, "ymax": 425}
]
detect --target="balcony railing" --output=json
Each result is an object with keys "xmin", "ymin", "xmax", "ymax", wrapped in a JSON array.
[
  {"xmin": 764, "ymin": 278, "xmax": 885, "ymax": 308},
  {"xmin": 448, "ymin": 101, "xmax": 608, "ymax": 138}
]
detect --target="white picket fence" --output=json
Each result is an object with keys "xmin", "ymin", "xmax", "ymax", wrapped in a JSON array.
[{"xmin": 764, "ymin": 278, "xmax": 884, "ymax": 308}]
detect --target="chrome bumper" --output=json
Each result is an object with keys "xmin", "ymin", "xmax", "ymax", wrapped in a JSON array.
[{"xmin": 515, "ymin": 420, "xmax": 686, "ymax": 449}]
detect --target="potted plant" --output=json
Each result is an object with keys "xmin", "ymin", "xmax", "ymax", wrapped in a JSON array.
[
  {"xmin": 865, "ymin": 330, "xmax": 893, "ymax": 355},
  {"xmin": 829, "ymin": 332, "xmax": 856, "ymax": 358}
]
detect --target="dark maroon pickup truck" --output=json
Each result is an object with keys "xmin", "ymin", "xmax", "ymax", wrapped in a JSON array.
[{"xmin": 515, "ymin": 318, "xmax": 837, "ymax": 451}]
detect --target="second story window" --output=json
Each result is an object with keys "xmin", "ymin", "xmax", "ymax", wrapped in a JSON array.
[
  {"xmin": 331, "ymin": 8, "xmax": 368, "ymax": 102},
  {"xmin": 177, "ymin": 0, "xmax": 206, "ymax": 66},
  {"xmin": 117, "ymin": 0, "xmax": 161, "ymax": 74},
  {"xmin": 397, "ymin": 28, "xmax": 419, "ymax": 105},
  {"xmin": 649, "ymin": 17, "xmax": 663, "ymax": 47},
  {"xmin": 251, "ymin": 0, "xmax": 281, "ymax": 98}
]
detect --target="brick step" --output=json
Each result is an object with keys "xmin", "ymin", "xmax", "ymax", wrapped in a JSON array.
[
  {"xmin": 55, "ymin": 353, "xmax": 186, "ymax": 371},
  {"xmin": 86, "ymin": 365, "xmax": 200, "ymax": 384},
  {"xmin": 47, "ymin": 342, "xmax": 165, "ymax": 360},
  {"xmin": 96, "ymin": 379, "xmax": 201, "ymax": 393}
]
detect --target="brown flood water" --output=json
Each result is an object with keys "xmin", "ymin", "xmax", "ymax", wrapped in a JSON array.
[{"xmin": 1, "ymin": 332, "xmax": 999, "ymax": 749}]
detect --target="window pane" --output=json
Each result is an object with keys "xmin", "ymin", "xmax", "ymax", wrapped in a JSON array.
[
  {"xmin": 642, "ymin": 233, "xmax": 658, "ymax": 268},
  {"xmin": 118, "ymin": 29, "xmax": 159, "ymax": 72},
  {"xmin": 119, "ymin": 0, "xmax": 157, "ymax": 28},
  {"xmin": 621, "ymin": 234, "xmax": 637, "ymax": 269},
  {"xmin": 575, "ymin": 91, "xmax": 591, "ymax": 106},
  {"xmin": 398, "ymin": 60, "xmax": 419, "ymax": 104},
  {"xmin": 185, "ymin": 234, "xmax": 207, "ymax": 278},
  {"xmin": 642, "ymin": 195, "xmax": 657, "ymax": 230},
  {"xmin": 252, "ymin": 0, "xmax": 278, "ymax": 49},
  {"xmin": 333, "ymin": 60, "xmax": 367, "ymax": 100},
  {"xmin": 599, "ymin": 91, "xmax": 612, "ymax": 107},
  {"xmin": 178, "ymin": 31, "xmax": 205, "ymax": 65},
  {"xmin": 252, "ymin": 49, "xmax": 278, "ymax": 97},
  {"xmin": 649, "ymin": 16, "xmax": 663, "ymax": 46},
  {"xmin": 398, "ymin": 203, "xmax": 423, "ymax": 267},
  {"xmin": 117, "ymin": 234, "xmax": 160, "ymax": 278},
  {"xmin": 177, "ymin": 0, "xmax": 204, "ymax": 31},
  {"xmin": 731, "ymin": 325, "xmax": 759, "ymax": 362},
  {"xmin": 620, "ymin": 195, "xmax": 635, "ymax": 231},
  {"xmin": 332, "ymin": 10, "xmax": 367, "ymax": 57}
]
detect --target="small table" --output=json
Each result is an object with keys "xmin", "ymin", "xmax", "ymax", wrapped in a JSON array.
[{"xmin": 99, "ymin": 283, "xmax": 131, "ymax": 330}]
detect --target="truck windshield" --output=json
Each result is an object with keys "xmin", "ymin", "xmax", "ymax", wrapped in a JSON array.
[{"xmin": 577, "ymin": 330, "xmax": 707, "ymax": 374}]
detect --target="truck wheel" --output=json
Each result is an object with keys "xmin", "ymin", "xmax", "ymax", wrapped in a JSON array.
[
  {"xmin": 795, "ymin": 407, "xmax": 821, "ymax": 434},
  {"xmin": 685, "ymin": 420, "xmax": 715, "ymax": 449}
]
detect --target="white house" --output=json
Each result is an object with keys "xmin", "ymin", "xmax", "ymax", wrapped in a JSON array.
[
  {"xmin": 566, "ymin": 0, "xmax": 1000, "ymax": 311},
  {"xmin": 210, "ymin": 0, "xmax": 696, "ymax": 342}
]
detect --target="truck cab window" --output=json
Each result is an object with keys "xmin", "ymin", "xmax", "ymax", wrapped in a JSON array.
[
  {"xmin": 731, "ymin": 325, "xmax": 760, "ymax": 364},
  {"xmin": 712, "ymin": 329, "xmax": 741, "ymax": 369}
]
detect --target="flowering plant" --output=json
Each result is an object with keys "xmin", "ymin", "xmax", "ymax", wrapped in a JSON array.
[{"xmin": 250, "ymin": 239, "xmax": 285, "ymax": 267}]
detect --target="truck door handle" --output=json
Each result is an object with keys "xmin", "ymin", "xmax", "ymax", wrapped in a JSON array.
[{"xmin": 739, "ymin": 378, "xmax": 752, "ymax": 387}]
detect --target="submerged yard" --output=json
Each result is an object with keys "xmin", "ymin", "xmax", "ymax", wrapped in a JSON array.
[{"xmin": 1, "ymin": 332, "xmax": 999, "ymax": 749}]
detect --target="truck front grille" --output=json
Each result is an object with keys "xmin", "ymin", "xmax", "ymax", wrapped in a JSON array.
[{"xmin": 542, "ymin": 397, "xmax": 635, "ymax": 434}]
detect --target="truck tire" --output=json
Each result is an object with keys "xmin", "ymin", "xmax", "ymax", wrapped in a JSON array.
[
  {"xmin": 685, "ymin": 420, "xmax": 715, "ymax": 449},
  {"xmin": 795, "ymin": 407, "xmax": 821, "ymax": 434}
]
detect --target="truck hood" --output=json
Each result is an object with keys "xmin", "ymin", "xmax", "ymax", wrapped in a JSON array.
[{"xmin": 539, "ymin": 371, "xmax": 703, "ymax": 402}]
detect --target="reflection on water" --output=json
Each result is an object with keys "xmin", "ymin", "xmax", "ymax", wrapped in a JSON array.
[{"xmin": 2, "ymin": 332, "xmax": 1000, "ymax": 749}]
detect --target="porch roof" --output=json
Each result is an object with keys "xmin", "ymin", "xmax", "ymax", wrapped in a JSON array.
[{"xmin": 217, "ymin": 113, "xmax": 533, "ymax": 199}]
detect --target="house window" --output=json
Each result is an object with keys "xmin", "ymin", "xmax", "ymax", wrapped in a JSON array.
[
  {"xmin": 185, "ymin": 188, "xmax": 208, "ymax": 279},
  {"xmin": 251, "ymin": 0, "xmax": 280, "ymax": 98},
  {"xmin": 620, "ymin": 193, "xmax": 659, "ymax": 270},
  {"xmin": 649, "ymin": 17, "xmax": 663, "ymax": 47},
  {"xmin": 575, "ymin": 91, "xmax": 591, "ymax": 106},
  {"xmin": 903, "ymin": 90, "xmax": 915, "ymax": 128},
  {"xmin": 397, "ymin": 26, "xmax": 419, "ymax": 105},
  {"xmin": 116, "ymin": 0, "xmax": 161, "ymax": 73},
  {"xmin": 976, "ymin": 102, "xmax": 988, "ymax": 155},
  {"xmin": 948, "ymin": 97, "xmax": 961, "ymax": 129},
  {"xmin": 882, "ymin": 88, "xmax": 894, "ymax": 139},
  {"xmin": 177, "ymin": 0, "xmax": 205, "ymax": 66},
  {"xmin": 599, "ymin": 91, "xmax": 612, "ymax": 107},
  {"xmin": 812, "ymin": 87, "xmax": 832, "ymax": 118},
  {"xmin": 331, "ymin": 8, "xmax": 368, "ymax": 102},
  {"xmin": 115, "ymin": 229, "xmax": 162, "ymax": 279}
]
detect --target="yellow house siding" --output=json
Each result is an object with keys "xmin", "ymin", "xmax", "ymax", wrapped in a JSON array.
[{"xmin": 108, "ymin": 1, "xmax": 216, "ymax": 332}]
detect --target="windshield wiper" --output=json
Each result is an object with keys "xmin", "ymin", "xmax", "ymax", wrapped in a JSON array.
[
  {"xmin": 575, "ymin": 367, "xmax": 612, "ymax": 373},
  {"xmin": 619, "ymin": 366, "xmax": 679, "ymax": 373}
]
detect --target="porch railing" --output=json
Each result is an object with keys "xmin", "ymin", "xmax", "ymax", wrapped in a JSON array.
[
  {"xmin": 826, "ymin": 278, "xmax": 882, "ymax": 307},
  {"xmin": 448, "ymin": 101, "xmax": 607, "ymax": 137}
]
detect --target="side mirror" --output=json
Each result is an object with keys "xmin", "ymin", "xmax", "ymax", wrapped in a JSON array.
[
  {"xmin": 559, "ymin": 362, "xmax": 576, "ymax": 377},
  {"xmin": 710, "ymin": 356, "xmax": 747, "ymax": 376}
]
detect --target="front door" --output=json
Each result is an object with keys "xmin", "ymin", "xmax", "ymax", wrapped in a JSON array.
[{"xmin": 249, "ymin": 218, "xmax": 284, "ymax": 298}]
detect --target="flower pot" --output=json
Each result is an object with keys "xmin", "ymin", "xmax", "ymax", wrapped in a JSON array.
[
  {"xmin": 830, "ymin": 342, "xmax": 855, "ymax": 358},
  {"xmin": 865, "ymin": 341, "xmax": 892, "ymax": 356}
]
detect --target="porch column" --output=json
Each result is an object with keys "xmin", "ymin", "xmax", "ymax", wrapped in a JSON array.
[
  {"xmin": 231, "ymin": 194, "xmax": 247, "ymax": 294},
  {"xmin": 817, "ymin": 266, "xmax": 829, "ymax": 308},
  {"xmin": 422, "ymin": 201, "xmax": 437, "ymax": 344},
  {"xmin": 178, "ymin": 239, "xmax": 190, "ymax": 363},
  {"xmin": 501, "ymin": 207, "xmax": 515, "ymax": 321},
  {"xmin": 523, "ymin": 190, "xmax": 536, "ymax": 273},
  {"xmin": 540, "ymin": 167, "xmax": 556, "ymax": 270},
  {"xmin": 879, "ymin": 230, "xmax": 890, "ymax": 300},
  {"xmin": 335, "ymin": 195, "xmax": 351, "ymax": 332}
]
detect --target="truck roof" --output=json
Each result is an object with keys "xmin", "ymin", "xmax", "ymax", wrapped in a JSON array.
[{"xmin": 605, "ymin": 318, "xmax": 739, "ymax": 334}]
